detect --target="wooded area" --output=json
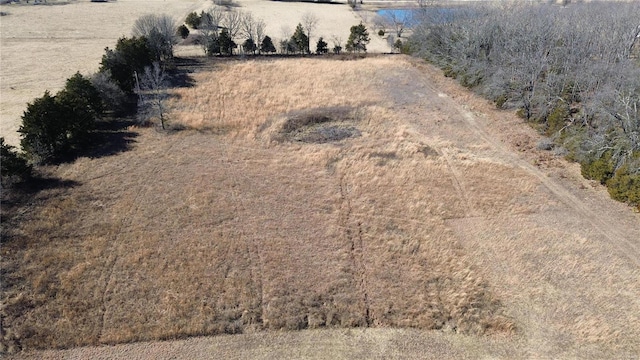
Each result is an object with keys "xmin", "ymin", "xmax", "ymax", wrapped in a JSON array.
[{"xmin": 410, "ymin": 2, "xmax": 640, "ymax": 207}]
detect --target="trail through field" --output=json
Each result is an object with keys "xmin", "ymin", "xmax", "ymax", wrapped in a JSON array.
[
  {"xmin": 382, "ymin": 59, "xmax": 640, "ymax": 357},
  {"xmin": 4, "ymin": 56, "xmax": 639, "ymax": 359}
]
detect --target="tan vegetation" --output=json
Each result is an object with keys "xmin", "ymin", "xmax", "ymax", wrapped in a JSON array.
[
  {"xmin": 2, "ymin": 56, "xmax": 515, "ymax": 352},
  {"xmin": 3, "ymin": 55, "xmax": 640, "ymax": 359},
  {"xmin": 0, "ymin": 0, "xmax": 389, "ymax": 147}
]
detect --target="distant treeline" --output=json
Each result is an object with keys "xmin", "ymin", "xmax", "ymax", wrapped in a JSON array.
[{"xmin": 409, "ymin": 2, "xmax": 640, "ymax": 208}]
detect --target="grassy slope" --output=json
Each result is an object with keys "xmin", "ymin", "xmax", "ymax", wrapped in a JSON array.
[{"xmin": 2, "ymin": 56, "xmax": 640, "ymax": 358}]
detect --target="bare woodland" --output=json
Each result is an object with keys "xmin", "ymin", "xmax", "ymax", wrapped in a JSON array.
[{"xmin": 410, "ymin": 2, "xmax": 640, "ymax": 206}]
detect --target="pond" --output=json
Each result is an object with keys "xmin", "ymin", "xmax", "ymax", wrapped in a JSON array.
[
  {"xmin": 376, "ymin": 9, "xmax": 420, "ymax": 27},
  {"xmin": 376, "ymin": 7, "xmax": 474, "ymax": 26}
]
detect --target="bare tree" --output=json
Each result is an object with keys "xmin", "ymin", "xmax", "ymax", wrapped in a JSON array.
[
  {"xmin": 224, "ymin": 9, "xmax": 243, "ymax": 39},
  {"xmin": 132, "ymin": 14, "xmax": 178, "ymax": 62},
  {"xmin": 255, "ymin": 19, "xmax": 266, "ymax": 52},
  {"xmin": 380, "ymin": 10, "xmax": 411, "ymax": 38},
  {"xmin": 302, "ymin": 12, "xmax": 319, "ymax": 53},
  {"xmin": 137, "ymin": 62, "xmax": 169, "ymax": 129},
  {"xmin": 410, "ymin": 0, "xmax": 640, "ymax": 178},
  {"xmin": 240, "ymin": 11, "xmax": 266, "ymax": 51}
]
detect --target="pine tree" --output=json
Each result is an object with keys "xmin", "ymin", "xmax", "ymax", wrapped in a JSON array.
[
  {"xmin": 260, "ymin": 35, "xmax": 276, "ymax": 53},
  {"xmin": 346, "ymin": 23, "xmax": 370, "ymax": 53},
  {"xmin": 219, "ymin": 28, "xmax": 236, "ymax": 55},
  {"xmin": 316, "ymin": 37, "xmax": 328, "ymax": 54},
  {"xmin": 243, "ymin": 38, "xmax": 257, "ymax": 54},
  {"xmin": 291, "ymin": 23, "xmax": 309, "ymax": 54}
]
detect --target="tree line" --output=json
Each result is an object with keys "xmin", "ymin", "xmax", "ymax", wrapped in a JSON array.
[
  {"xmin": 409, "ymin": 1, "xmax": 640, "ymax": 208},
  {"xmin": 2, "ymin": 14, "xmax": 177, "ymax": 186},
  {"xmin": 2, "ymin": 9, "xmax": 372, "ymax": 186},
  {"xmin": 182, "ymin": 8, "xmax": 370, "ymax": 56}
]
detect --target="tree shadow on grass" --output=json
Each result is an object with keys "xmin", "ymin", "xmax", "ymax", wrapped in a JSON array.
[
  {"xmin": 86, "ymin": 117, "xmax": 138, "ymax": 159},
  {"xmin": 168, "ymin": 57, "xmax": 198, "ymax": 88},
  {"xmin": 1, "ymin": 176, "xmax": 81, "ymax": 246}
]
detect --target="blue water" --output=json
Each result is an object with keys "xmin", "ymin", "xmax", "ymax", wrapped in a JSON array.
[
  {"xmin": 376, "ymin": 8, "xmax": 471, "ymax": 26},
  {"xmin": 376, "ymin": 9, "xmax": 419, "ymax": 27}
]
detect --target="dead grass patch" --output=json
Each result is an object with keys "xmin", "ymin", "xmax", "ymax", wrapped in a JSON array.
[{"xmin": 266, "ymin": 106, "xmax": 362, "ymax": 143}]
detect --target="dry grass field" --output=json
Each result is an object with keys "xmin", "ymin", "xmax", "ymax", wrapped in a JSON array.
[
  {"xmin": 0, "ymin": 0, "xmax": 207, "ymax": 146},
  {"xmin": 2, "ymin": 55, "xmax": 640, "ymax": 359},
  {"xmin": 0, "ymin": 0, "xmax": 389, "ymax": 147}
]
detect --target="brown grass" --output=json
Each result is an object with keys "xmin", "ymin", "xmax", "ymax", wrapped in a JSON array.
[{"xmin": 2, "ymin": 56, "xmax": 640, "ymax": 359}]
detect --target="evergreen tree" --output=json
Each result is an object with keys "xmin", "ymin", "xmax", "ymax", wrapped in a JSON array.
[
  {"xmin": 99, "ymin": 37, "xmax": 154, "ymax": 93},
  {"xmin": 206, "ymin": 35, "xmax": 221, "ymax": 56},
  {"xmin": 243, "ymin": 38, "xmax": 257, "ymax": 54},
  {"xmin": 1, "ymin": 137, "xmax": 31, "ymax": 186},
  {"xmin": 19, "ymin": 92, "xmax": 73, "ymax": 162},
  {"xmin": 19, "ymin": 74, "xmax": 102, "ymax": 162},
  {"xmin": 177, "ymin": 24, "xmax": 190, "ymax": 39},
  {"xmin": 219, "ymin": 28, "xmax": 237, "ymax": 55},
  {"xmin": 185, "ymin": 12, "xmax": 201, "ymax": 29},
  {"xmin": 291, "ymin": 23, "xmax": 309, "ymax": 54},
  {"xmin": 59, "ymin": 72, "xmax": 104, "ymax": 117},
  {"xmin": 346, "ymin": 23, "xmax": 370, "ymax": 53},
  {"xmin": 260, "ymin": 35, "xmax": 276, "ymax": 53},
  {"xmin": 316, "ymin": 37, "xmax": 328, "ymax": 54}
]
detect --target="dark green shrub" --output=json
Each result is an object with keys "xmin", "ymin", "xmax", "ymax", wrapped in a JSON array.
[
  {"xmin": 316, "ymin": 37, "xmax": 328, "ymax": 54},
  {"xmin": 378, "ymin": 29, "xmax": 385, "ymax": 37},
  {"xmin": 607, "ymin": 164, "xmax": 640, "ymax": 208},
  {"xmin": 460, "ymin": 71, "xmax": 482, "ymax": 88},
  {"xmin": 581, "ymin": 151, "xmax": 615, "ymax": 184},
  {"xmin": 185, "ymin": 12, "xmax": 201, "ymax": 29},
  {"xmin": 495, "ymin": 94, "xmax": 508, "ymax": 109},
  {"xmin": 99, "ymin": 37, "xmax": 154, "ymax": 93},
  {"xmin": 546, "ymin": 102, "xmax": 570, "ymax": 136},
  {"xmin": 260, "ymin": 36, "xmax": 276, "ymax": 54},
  {"xmin": 1, "ymin": 138, "xmax": 31, "ymax": 186},
  {"xmin": 177, "ymin": 24, "xmax": 190, "ymax": 39},
  {"xmin": 443, "ymin": 65, "xmax": 457, "ymax": 78},
  {"xmin": 394, "ymin": 39, "xmax": 403, "ymax": 53}
]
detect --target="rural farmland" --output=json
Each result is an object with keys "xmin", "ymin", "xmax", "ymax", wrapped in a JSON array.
[{"xmin": 1, "ymin": 0, "xmax": 639, "ymax": 359}]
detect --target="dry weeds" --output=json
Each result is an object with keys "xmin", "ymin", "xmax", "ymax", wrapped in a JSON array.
[{"xmin": 2, "ymin": 56, "xmax": 639, "ymax": 359}]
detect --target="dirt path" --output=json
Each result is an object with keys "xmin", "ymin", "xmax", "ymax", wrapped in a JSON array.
[{"xmin": 386, "ymin": 58, "xmax": 640, "ymax": 357}]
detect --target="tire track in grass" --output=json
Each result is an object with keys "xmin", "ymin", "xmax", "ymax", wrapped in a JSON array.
[
  {"xmin": 97, "ymin": 134, "xmax": 185, "ymax": 343},
  {"xmin": 225, "ymin": 145, "xmax": 264, "ymax": 331},
  {"xmin": 338, "ymin": 170, "xmax": 371, "ymax": 327}
]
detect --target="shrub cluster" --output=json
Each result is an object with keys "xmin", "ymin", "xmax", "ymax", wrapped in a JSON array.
[
  {"xmin": 17, "ymin": 14, "xmax": 177, "ymax": 166},
  {"xmin": 1, "ymin": 138, "xmax": 31, "ymax": 186},
  {"xmin": 18, "ymin": 74, "xmax": 102, "ymax": 163}
]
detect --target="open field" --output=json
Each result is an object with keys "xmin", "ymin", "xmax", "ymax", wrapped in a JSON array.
[
  {"xmin": 0, "ymin": 0, "xmax": 206, "ymax": 146},
  {"xmin": 3, "ymin": 55, "xmax": 640, "ymax": 358},
  {"xmin": 0, "ymin": 0, "xmax": 389, "ymax": 147}
]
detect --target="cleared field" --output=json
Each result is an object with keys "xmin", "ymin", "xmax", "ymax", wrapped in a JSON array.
[{"xmin": 3, "ymin": 56, "xmax": 640, "ymax": 359}]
